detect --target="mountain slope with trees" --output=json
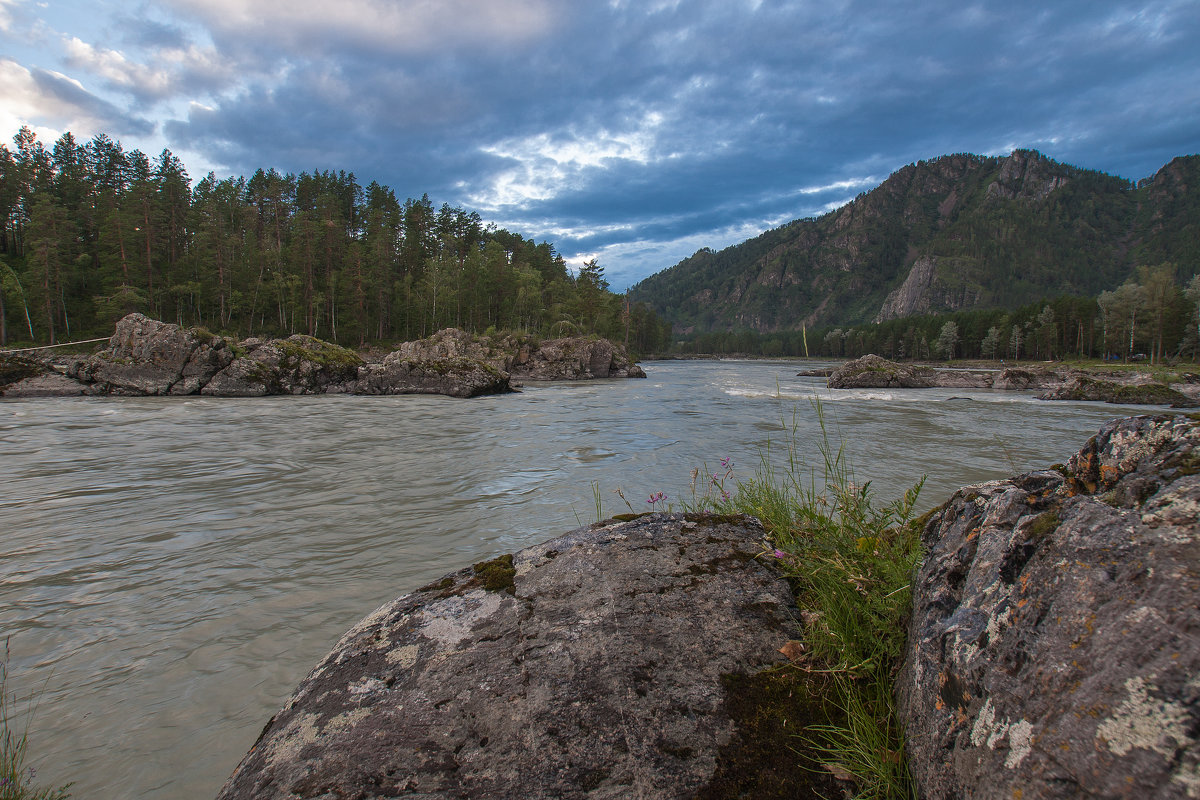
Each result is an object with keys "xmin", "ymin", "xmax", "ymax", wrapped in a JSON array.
[
  {"xmin": 0, "ymin": 127, "xmax": 671, "ymax": 353},
  {"xmin": 629, "ymin": 150, "xmax": 1200, "ymax": 335}
]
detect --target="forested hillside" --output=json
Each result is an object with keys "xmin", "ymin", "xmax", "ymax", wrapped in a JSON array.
[
  {"xmin": 0, "ymin": 126, "xmax": 670, "ymax": 352},
  {"xmin": 630, "ymin": 150, "xmax": 1200, "ymax": 334}
]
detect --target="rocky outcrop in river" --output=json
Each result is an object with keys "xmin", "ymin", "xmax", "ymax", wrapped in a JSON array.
[
  {"xmin": 898, "ymin": 414, "xmax": 1200, "ymax": 799},
  {"xmin": 827, "ymin": 354, "xmax": 1200, "ymax": 406},
  {"xmin": 0, "ymin": 315, "xmax": 646, "ymax": 398},
  {"xmin": 394, "ymin": 327, "xmax": 647, "ymax": 380},
  {"xmin": 216, "ymin": 513, "xmax": 804, "ymax": 800}
]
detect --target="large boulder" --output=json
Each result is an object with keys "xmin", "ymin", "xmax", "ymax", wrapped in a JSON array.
[
  {"xmin": 827, "ymin": 354, "xmax": 936, "ymax": 388},
  {"xmin": 70, "ymin": 313, "xmax": 234, "ymax": 395},
  {"xmin": 202, "ymin": 335, "xmax": 364, "ymax": 396},
  {"xmin": 395, "ymin": 327, "xmax": 501, "ymax": 366},
  {"xmin": 353, "ymin": 352, "xmax": 512, "ymax": 398},
  {"xmin": 217, "ymin": 514, "xmax": 806, "ymax": 799},
  {"xmin": 898, "ymin": 415, "xmax": 1200, "ymax": 799},
  {"xmin": 992, "ymin": 366, "xmax": 1062, "ymax": 390},
  {"xmin": 510, "ymin": 335, "xmax": 646, "ymax": 380}
]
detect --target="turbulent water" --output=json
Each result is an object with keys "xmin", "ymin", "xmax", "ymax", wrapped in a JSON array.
[{"xmin": 0, "ymin": 359, "xmax": 1165, "ymax": 798}]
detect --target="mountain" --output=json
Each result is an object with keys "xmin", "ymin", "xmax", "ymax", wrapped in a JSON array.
[{"xmin": 629, "ymin": 150, "xmax": 1200, "ymax": 333}]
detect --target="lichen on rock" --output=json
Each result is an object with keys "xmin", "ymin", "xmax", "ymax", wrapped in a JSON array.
[
  {"xmin": 216, "ymin": 513, "xmax": 809, "ymax": 799},
  {"xmin": 898, "ymin": 414, "xmax": 1200, "ymax": 799}
]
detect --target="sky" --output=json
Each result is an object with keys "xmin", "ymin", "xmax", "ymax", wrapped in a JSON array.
[{"xmin": 2, "ymin": 0, "xmax": 1198, "ymax": 291}]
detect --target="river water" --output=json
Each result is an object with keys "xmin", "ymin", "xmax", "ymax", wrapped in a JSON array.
[{"xmin": 0, "ymin": 359, "xmax": 1165, "ymax": 798}]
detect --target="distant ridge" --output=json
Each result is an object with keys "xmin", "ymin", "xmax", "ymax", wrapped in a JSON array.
[{"xmin": 629, "ymin": 150, "xmax": 1200, "ymax": 333}]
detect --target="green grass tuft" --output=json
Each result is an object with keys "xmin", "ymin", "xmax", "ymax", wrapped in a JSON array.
[
  {"xmin": 1, "ymin": 643, "xmax": 72, "ymax": 800},
  {"xmin": 684, "ymin": 399, "xmax": 924, "ymax": 800}
]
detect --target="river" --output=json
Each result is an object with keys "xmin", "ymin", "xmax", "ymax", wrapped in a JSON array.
[{"xmin": 0, "ymin": 359, "xmax": 1163, "ymax": 798}]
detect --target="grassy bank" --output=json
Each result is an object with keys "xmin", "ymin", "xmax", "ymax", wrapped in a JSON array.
[{"xmin": 685, "ymin": 403, "xmax": 924, "ymax": 799}]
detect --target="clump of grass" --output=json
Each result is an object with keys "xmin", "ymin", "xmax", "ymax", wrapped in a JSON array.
[
  {"xmin": 686, "ymin": 400, "xmax": 923, "ymax": 800},
  {"xmin": 1, "ymin": 643, "xmax": 72, "ymax": 800}
]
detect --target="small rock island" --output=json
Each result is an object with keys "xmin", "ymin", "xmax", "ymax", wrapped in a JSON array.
[
  {"xmin": 826, "ymin": 353, "xmax": 1200, "ymax": 406},
  {"xmin": 0, "ymin": 313, "xmax": 645, "ymax": 399}
]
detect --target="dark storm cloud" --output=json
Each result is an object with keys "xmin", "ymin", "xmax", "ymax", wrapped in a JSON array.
[{"xmin": 146, "ymin": 0, "xmax": 1200, "ymax": 286}]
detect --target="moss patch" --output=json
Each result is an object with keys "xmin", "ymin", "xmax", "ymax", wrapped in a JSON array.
[
  {"xmin": 277, "ymin": 337, "xmax": 364, "ymax": 374},
  {"xmin": 1028, "ymin": 510, "xmax": 1061, "ymax": 541},
  {"xmin": 695, "ymin": 668, "xmax": 843, "ymax": 799},
  {"xmin": 471, "ymin": 554, "xmax": 516, "ymax": 595},
  {"xmin": 418, "ymin": 577, "xmax": 455, "ymax": 593}
]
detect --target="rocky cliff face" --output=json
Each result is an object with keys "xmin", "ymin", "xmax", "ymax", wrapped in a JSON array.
[
  {"xmin": 898, "ymin": 415, "xmax": 1200, "ymax": 799},
  {"xmin": 216, "ymin": 513, "xmax": 803, "ymax": 800}
]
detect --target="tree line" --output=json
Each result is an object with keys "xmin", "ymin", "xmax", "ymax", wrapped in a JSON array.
[
  {"xmin": 673, "ymin": 262, "xmax": 1200, "ymax": 364},
  {"xmin": 0, "ymin": 126, "xmax": 671, "ymax": 353}
]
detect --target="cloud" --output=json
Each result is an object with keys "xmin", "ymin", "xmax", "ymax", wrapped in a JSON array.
[
  {"xmin": 61, "ymin": 36, "xmax": 231, "ymax": 103},
  {"xmin": 0, "ymin": 57, "xmax": 152, "ymax": 140},
  {"xmin": 164, "ymin": 0, "xmax": 559, "ymax": 55},
  {"xmin": 0, "ymin": 0, "xmax": 16, "ymax": 33},
  {"xmin": 4, "ymin": 0, "xmax": 1198, "ymax": 290},
  {"xmin": 470, "ymin": 113, "xmax": 666, "ymax": 209}
]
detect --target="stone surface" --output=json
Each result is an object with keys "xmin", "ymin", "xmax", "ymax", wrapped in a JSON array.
[
  {"xmin": 875, "ymin": 254, "xmax": 940, "ymax": 322},
  {"xmin": 827, "ymin": 353, "xmax": 937, "ymax": 388},
  {"xmin": 2, "ymin": 318, "xmax": 644, "ymax": 398},
  {"xmin": 0, "ymin": 358, "xmax": 94, "ymax": 397},
  {"xmin": 70, "ymin": 312, "xmax": 235, "ymax": 395},
  {"xmin": 201, "ymin": 335, "xmax": 364, "ymax": 396},
  {"xmin": 826, "ymin": 355, "xmax": 1062, "ymax": 390},
  {"xmin": 353, "ymin": 352, "xmax": 512, "ymax": 398},
  {"xmin": 826, "ymin": 355, "xmax": 1194, "ymax": 407},
  {"xmin": 898, "ymin": 414, "xmax": 1200, "ymax": 800},
  {"xmin": 510, "ymin": 335, "xmax": 646, "ymax": 380},
  {"xmin": 217, "ymin": 513, "xmax": 801, "ymax": 800},
  {"xmin": 1037, "ymin": 376, "xmax": 1198, "ymax": 407},
  {"xmin": 395, "ymin": 327, "xmax": 647, "ymax": 381}
]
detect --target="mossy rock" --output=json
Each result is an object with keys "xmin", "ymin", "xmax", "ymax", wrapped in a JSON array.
[
  {"xmin": 277, "ymin": 337, "xmax": 364, "ymax": 374},
  {"xmin": 1047, "ymin": 376, "xmax": 1198, "ymax": 407},
  {"xmin": 696, "ymin": 668, "xmax": 843, "ymax": 799}
]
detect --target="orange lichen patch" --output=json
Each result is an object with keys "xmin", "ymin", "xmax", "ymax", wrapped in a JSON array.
[{"xmin": 1099, "ymin": 464, "xmax": 1119, "ymax": 486}]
